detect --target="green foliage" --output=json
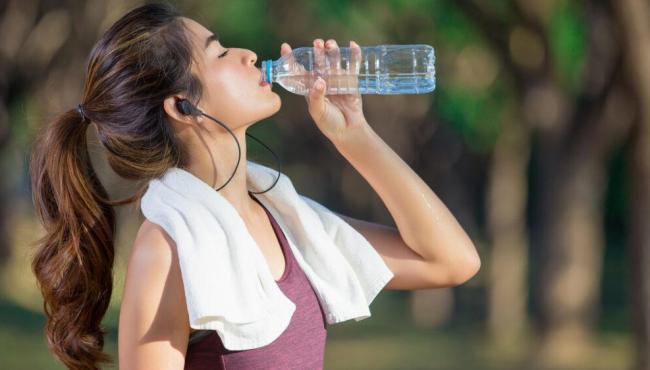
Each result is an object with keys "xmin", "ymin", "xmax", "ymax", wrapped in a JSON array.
[
  {"xmin": 427, "ymin": 3, "xmax": 510, "ymax": 153},
  {"xmin": 437, "ymin": 82, "xmax": 508, "ymax": 153},
  {"xmin": 429, "ymin": 1, "xmax": 481, "ymax": 46},
  {"xmin": 202, "ymin": 0, "xmax": 276, "ymax": 52},
  {"xmin": 548, "ymin": 0, "xmax": 587, "ymax": 93},
  {"xmin": 308, "ymin": 0, "xmax": 353, "ymax": 21}
]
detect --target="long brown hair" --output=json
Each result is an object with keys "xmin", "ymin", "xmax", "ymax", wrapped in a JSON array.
[{"xmin": 28, "ymin": 3, "xmax": 203, "ymax": 368}]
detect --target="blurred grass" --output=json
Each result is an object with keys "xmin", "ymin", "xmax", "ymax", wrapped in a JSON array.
[
  {"xmin": 0, "ymin": 201, "xmax": 634, "ymax": 370},
  {"xmin": 0, "ymin": 289, "xmax": 633, "ymax": 370}
]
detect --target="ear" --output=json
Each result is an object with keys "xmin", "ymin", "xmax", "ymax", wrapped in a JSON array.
[{"xmin": 163, "ymin": 95, "xmax": 202, "ymax": 125}]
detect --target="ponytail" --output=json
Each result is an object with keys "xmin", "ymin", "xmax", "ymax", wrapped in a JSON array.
[
  {"xmin": 28, "ymin": 2, "xmax": 205, "ymax": 367},
  {"xmin": 30, "ymin": 108, "xmax": 117, "ymax": 369}
]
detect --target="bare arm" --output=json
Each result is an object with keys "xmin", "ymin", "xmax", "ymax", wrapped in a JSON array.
[
  {"xmin": 333, "ymin": 123, "xmax": 481, "ymax": 287},
  {"xmin": 294, "ymin": 38, "xmax": 480, "ymax": 289},
  {"xmin": 333, "ymin": 212, "xmax": 465, "ymax": 289},
  {"xmin": 118, "ymin": 220, "xmax": 190, "ymax": 370}
]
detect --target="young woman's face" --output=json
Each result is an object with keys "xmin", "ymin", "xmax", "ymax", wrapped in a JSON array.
[{"xmin": 182, "ymin": 17, "xmax": 281, "ymax": 130}]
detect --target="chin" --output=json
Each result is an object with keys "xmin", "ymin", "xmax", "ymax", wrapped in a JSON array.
[
  {"xmin": 272, "ymin": 93, "xmax": 282, "ymax": 111},
  {"xmin": 246, "ymin": 102, "xmax": 281, "ymax": 127},
  {"xmin": 263, "ymin": 94, "xmax": 282, "ymax": 116},
  {"xmin": 250, "ymin": 93, "xmax": 281, "ymax": 120}
]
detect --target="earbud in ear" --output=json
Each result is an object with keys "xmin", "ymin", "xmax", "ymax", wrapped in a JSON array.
[{"xmin": 176, "ymin": 99, "xmax": 200, "ymax": 116}]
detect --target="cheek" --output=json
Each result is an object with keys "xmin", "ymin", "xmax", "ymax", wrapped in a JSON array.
[{"xmin": 207, "ymin": 68, "xmax": 252, "ymax": 110}]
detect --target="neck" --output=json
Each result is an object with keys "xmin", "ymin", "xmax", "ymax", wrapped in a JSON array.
[{"xmin": 182, "ymin": 126, "xmax": 259, "ymax": 219}]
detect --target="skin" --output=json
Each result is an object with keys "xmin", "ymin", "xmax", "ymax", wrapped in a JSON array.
[
  {"xmin": 162, "ymin": 17, "xmax": 282, "ymax": 220},
  {"xmin": 160, "ymin": 18, "xmax": 367, "ymax": 219},
  {"xmin": 119, "ymin": 16, "xmax": 481, "ymax": 370}
]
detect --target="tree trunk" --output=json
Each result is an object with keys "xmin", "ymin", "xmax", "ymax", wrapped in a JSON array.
[
  {"xmin": 455, "ymin": 3, "xmax": 623, "ymax": 368},
  {"xmin": 486, "ymin": 116, "xmax": 532, "ymax": 349},
  {"xmin": 533, "ymin": 145, "xmax": 608, "ymax": 368},
  {"xmin": 613, "ymin": 0, "xmax": 650, "ymax": 368}
]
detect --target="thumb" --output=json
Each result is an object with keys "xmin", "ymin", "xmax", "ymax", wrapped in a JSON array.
[{"xmin": 308, "ymin": 76, "xmax": 326, "ymax": 120}]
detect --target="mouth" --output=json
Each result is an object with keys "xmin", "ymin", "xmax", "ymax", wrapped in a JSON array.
[{"xmin": 258, "ymin": 68, "xmax": 270, "ymax": 87}]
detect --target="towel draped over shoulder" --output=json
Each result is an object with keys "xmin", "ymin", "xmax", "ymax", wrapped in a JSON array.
[{"xmin": 139, "ymin": 160, "xmax": 394, "ymax": 350}]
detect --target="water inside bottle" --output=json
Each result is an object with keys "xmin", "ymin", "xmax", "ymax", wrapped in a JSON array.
[
  {"xmin": 266, "ymin": 44, "xmax": 435, "ymax": 95},
  {"xmin": 275, "ymin": 72, "xmax": 435, "ymax": 95}
]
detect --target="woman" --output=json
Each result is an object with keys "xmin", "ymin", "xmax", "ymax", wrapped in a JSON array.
[{"xmin": 29, "ymin": 3, "xmax": 480, "ymax": 370}]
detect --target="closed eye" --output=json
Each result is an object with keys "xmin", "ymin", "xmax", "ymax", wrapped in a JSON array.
[{"xmin": 219, "ymin": 49, "xmax": 229, "ymax": 58}]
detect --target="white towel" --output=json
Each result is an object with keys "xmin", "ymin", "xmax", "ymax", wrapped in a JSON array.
[{"xmin": 139, "ymin": 160, "xmax": 394, "ymax": 350}]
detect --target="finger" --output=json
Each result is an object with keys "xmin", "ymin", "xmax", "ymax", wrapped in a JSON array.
[
  {"xmin": 280, "ymin": 42, "xmax": 292, "ymax": 57},
  {"xmin": 349, "ymin": 40, "xmax": 361, "ymax": 74},
  {"xmin": 313, "ymin": 39, "xmax": 326, "ymax": 76},
  {"xmin": 308, "ymin": 76, "xmax": 326, "ymax": 119},
  {"xmin": 349, "ymin": 40, "xmax": 361, "ymax": 92},
  {"xmin": 281, "ymin": 42, "xmax": 304, "ymax": 75},
  {"xmin": 281, "ymin": 42, "xmax": 295, "ymax": 66},
  {"xmin": 325, "ymin": 39, "xmax": 341, "ymax": 74}
]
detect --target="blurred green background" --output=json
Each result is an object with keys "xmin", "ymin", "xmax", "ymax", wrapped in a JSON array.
[{"xmin": 0, "ymin": 0, "xmax": 645, "ymax": 369}]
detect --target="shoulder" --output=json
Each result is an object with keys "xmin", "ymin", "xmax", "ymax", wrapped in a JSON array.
[
  {"xmin": 123, "ymin": 219, "xmax": 187, "ymax": 319},
  {"xmin": 118, "ymin": 219, "xmax": 190, "ymax": 366},
  {"xmin": 130, "ymin": 219, "xmax": 177, "ymax": 269},
  {"xmin": 124, "ymin": 220, "xmax": 182, "ymax": 294}
]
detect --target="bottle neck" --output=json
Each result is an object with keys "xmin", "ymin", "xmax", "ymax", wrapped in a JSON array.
[{"xmin": 262, "ymin": 59, "xmax": 274, "ymax": 83}]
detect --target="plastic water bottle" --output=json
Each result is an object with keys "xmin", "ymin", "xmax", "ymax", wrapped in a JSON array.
[{"xmin": 260, "ymin": 44, "xmax": 436, "ymax": 95}]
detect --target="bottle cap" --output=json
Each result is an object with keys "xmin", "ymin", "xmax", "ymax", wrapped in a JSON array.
[{"xmin": 262, "ymin": 60, "xmax": 273, "ymax": 83}]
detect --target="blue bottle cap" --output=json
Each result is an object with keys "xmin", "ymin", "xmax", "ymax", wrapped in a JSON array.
[{"xmin": 262, "ymin": 60, "xmax": 272, "ymax": 83}]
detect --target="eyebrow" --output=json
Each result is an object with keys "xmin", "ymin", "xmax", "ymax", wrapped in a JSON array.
[{"xmin": 205, "ymin": 33, "xmax": 219, "ymax": 50}]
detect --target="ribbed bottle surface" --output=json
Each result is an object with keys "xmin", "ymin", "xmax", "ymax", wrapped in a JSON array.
[{"xmin": 262, "ymin": 44, "xmax": 436, "ymax": 95}]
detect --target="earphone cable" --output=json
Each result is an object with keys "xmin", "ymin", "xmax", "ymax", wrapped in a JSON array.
[{"xmin": 191, "ymin": 107, "xmax": 281, "ymax": 194}]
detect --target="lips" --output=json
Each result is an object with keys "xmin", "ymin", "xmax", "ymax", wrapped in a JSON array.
[{"xmin": 258, "ymin": 70, "xmax": 270, "ymax": 87}]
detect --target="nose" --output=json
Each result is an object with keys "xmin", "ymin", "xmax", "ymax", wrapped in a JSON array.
[{"xmin": 246, "ymin": 50, "xmax": 257, "ymax": 66}]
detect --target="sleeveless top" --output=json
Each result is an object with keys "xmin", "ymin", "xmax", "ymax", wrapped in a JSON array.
[{"xmin": 183, "ymin": 193, "xmax": 328, "ymax": 370}]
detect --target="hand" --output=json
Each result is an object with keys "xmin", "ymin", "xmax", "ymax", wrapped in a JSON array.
[{"xmin": 280, "ymin": 38, "xmax": 369, "ymax": 144}]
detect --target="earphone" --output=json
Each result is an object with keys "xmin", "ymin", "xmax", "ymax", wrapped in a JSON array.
[
  {"xmin": 176, "ymin": 98, "xmax": 202, "ymax": 116},
  {"xmin": 175, "ymin": 98, "xmax": 281, "ymax": 194}
]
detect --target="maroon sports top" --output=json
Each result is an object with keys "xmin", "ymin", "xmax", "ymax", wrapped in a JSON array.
[{"xmin": 183, "ymin": 193, "xmax": 328, "ymax": 370}]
